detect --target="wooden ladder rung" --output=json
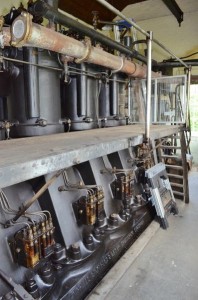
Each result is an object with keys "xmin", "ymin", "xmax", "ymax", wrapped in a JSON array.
[
  {"xmin": 172, "ymin": 191, "xmax": 184, "ymax": 197},
  {"xmin": 170, "ymin": 182, "xmax": 184, "ymax": 188},
  {"xmin": 160, "ymin": 146, "xmax": 181, "ymax": 149},
  {"xmin": 161, "ymin": 155, "xmax": 181, "ymax": 159},
  {"xmin": 165, "ymin": 164, "xmax": 183, "ymax": 170},
  {"xmin": 167, "ymin": 174, "xmax": 183, "ymax": 180},
  {"xmin": 156, "ymin": 129, "xmax": 189, "ymax": 204}
]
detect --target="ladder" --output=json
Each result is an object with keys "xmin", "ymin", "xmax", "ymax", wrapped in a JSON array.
[{"xmin": 154, "ymin": 129, "xmax": 189, "ymax": 203}]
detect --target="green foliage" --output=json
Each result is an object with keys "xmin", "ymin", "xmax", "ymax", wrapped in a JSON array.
[{"xmin": 190, "ymin": 85, "xmax": 198, "ymax": 131}]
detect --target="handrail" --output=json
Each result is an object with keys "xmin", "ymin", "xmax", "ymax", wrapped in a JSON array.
[{"xmin": 96, "ymin": 0, "xmax": 189, "ymax": 69}]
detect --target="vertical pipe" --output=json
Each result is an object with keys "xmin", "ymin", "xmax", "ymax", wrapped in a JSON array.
[
  {"xmin": 0, "ymin": 97, "xmax": 7, "ymax": 120},
  {"xmin": 77, "ymin": 63, "xmax": 87, "ymax": 117},
  {"xmin": 186, "ymin": 67, "xmax": 191, "ymax": 128},
  {"xmin": 23, "ymin": 47, "xmax": 40, "ymax": 119},
  {"xmin": 128, "ymin": 79, "xmax": 132, "ymax": 118},
  {"xmin": 153, "ymin": 78, "xmax": 157, "ymax": 123},
  {"xmin": 99, "ymin": 80, "xmax": 110, "ymax": 118},
  {"xmin": 45, "ymin": 0, "xmax": 59, "ymax": 29},
  {"xmin": 110, "ymin": 74, "xmax": 119, "ymax": 116},
  {"xmin": 145, "ymin": 31, "xmax": 152, "ymax": 140}
]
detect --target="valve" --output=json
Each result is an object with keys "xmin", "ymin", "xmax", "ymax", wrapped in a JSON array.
[
  {"xmin": 0, "ymin": 120, "xmax": 18, "ymax": 139},
  {"xmin": 92, "ymin": 11, "xmax": 99, "ymax": 30}
]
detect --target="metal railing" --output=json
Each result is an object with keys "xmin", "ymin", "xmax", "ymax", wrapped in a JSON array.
[
  {"xmin": 96, "ymin": 0, "xmax": 188, "ymax": 68},
  {"xmin": 96, "ymin": 0, "xmax": 191, "ymax": 139}
]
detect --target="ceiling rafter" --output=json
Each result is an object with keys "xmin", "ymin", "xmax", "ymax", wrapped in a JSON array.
[
  {"xmin": 162, "ymin": 0, "xmax": 183, "ymax": 26},
  {"xmin": 59, "ymin": 0, "xmax": 146, "ymax": 27}
]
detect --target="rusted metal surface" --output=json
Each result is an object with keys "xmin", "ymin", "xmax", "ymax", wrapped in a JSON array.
[
  {"xmin": 10, "ymin": 14, "xmax": 160, "ymax": 79},
  {"xmin": 1, "ymin": 27, "xmax": 11, "ymax": 46},
  {"xmin": 30, "ymin": 1, "xmax": 149, "ymax": 64},
  {"xmin": 28, "ymin": 23, "xmax": 86, "ymax": 59}
]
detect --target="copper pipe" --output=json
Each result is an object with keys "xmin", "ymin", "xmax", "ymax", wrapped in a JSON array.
[{"xmin": 10, "ymin": 13, "xmax": 160, "ymax": 79}]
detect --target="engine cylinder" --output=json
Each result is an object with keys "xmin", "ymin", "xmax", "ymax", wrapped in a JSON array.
[{"xmin": 7, "ymin": 48, "xmax": 64, "ymax": 137}]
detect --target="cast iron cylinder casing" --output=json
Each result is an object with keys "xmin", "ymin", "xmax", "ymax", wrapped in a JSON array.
[
  {"xmin": 7, "ymin": 48, "xmax": 64, "ymax": 137},
  {"xmin": 61, "ymin": 63, "xmax": 127, "ymax": 130}
]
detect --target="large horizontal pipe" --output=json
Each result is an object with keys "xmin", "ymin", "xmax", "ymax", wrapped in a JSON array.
[
  {"xmin": 9, "ymin": 13, "xmax": 159, "ymax": 78},
  {"xmin": 29, "ymin": 0, "xmax": 151, "ymax": 65}
]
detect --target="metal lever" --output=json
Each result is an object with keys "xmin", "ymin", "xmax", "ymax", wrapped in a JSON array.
[{"xmin": 0, "ymin": 268, "xmax": 34, "ymax": 300}]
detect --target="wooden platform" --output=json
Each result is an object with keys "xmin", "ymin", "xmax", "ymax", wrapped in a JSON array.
[{"xmin": 0, "ymin": 125, "xmax": 181, "ymax": 188}]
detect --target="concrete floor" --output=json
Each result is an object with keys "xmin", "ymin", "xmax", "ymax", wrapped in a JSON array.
[{"xmin": 89, "ymin": 172, "xmax": 198, "ymax": 300}]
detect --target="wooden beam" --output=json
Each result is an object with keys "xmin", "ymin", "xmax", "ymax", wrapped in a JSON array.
[{"xmin": 59, "ymin": 0, "xmax": 146, "ymax": 27}]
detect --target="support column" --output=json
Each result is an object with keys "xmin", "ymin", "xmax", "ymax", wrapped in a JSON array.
[{"xmin": 145, "ymin": 31, "xmax": 152, "ymax": 141}]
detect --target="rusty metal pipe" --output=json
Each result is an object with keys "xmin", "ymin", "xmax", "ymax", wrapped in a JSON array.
[
  {"xmin": 10, "ymin": 13, "xmax": 159, "ymax": 79},
  {"xmin": 29, "ymin": 0, "xmax": 149, "ymax": 65}
]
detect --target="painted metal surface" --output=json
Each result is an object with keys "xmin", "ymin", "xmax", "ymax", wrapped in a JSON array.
[{"xmin": 0, "ymin": 125, "xmax": 180, "ymax": 188}]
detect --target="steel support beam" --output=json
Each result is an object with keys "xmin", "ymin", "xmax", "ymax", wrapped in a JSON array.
[{"xmin": 162, "ymin": 0, "xmax": 183, "ymax": 26}]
